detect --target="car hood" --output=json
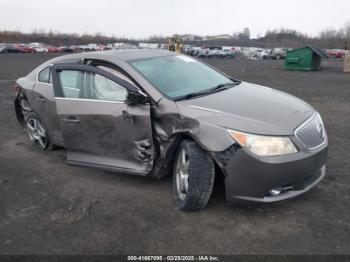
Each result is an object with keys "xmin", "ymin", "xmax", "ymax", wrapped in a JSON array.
[{"xmin": 176, "ymin": 82, "xmax": 315, "ymax": 135}]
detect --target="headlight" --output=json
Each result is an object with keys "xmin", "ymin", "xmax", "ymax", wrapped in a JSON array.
[{"xmin": 227, "ymin": 129, "xmax": 298, "ymax": 156}]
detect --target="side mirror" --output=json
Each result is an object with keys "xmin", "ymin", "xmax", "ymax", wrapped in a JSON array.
[{"xmin": 126, "ymin": 91, "xmax": 150, "ymax": 105}]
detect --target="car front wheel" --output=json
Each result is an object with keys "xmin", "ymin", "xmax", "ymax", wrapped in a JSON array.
[{"xmin": 173, "ymin": 140, "xmax": 215, "ymax": 211}]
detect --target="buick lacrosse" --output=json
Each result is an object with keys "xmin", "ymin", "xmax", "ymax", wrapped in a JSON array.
[{"xmin": 14, "ymin": 50, "xmax": 328, "ymax": 211}]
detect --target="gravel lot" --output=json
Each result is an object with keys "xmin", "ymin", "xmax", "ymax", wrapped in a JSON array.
[{"xmin": 0, "ymin": 54, "xmax": 349, "ymax": 255}]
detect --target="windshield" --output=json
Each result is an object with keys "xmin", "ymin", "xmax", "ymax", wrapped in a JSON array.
[{"xmin": 131, "ymin": 55, "xmax": 236, "ymax": 100}]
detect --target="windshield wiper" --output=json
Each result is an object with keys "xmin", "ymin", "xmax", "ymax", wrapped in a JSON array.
[
  {"xmin": 209, "ymin": 82, "xmax": 237, "ymax": 92},
  {"xmin": 176, "ymin": 82, "xmax": 239, "ymax": 101}
]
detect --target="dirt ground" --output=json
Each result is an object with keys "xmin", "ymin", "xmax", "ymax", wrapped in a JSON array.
[{"xmin": 0, "ymin": 54, "xmax": 349, "ymax": 255}]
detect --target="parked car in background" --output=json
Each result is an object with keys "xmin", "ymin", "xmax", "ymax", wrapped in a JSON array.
[
  {"xmin": 29, "ymin": 42, "xmax": 41, "ymax": 47},
  {"xmin": 115, "ymin": 43, "xmax": 138, "ymax": 50},
  {"xmin": 216, "ymin": 49, "xmax": 235, "ymax": 58},
  {"xmin": 186, "ymin": 47, "xmax": 201, "ymax": 56},
  {"xmin": 96, "ymin": 45, "xmax": 110, "ymax": 51},
  {"xmin": 59, "ymin": 46, "xmax": 75, "ymax": 53},
  {"xmin": 182, "ymin": 45, "xmax": 192, "ymax": 54},
  {"xmin": 269, "ymin": 48, "xmax": 288, "ymax": 59},
  {"xmin": 47, "ymin": 46, "xmax": 60, "ymax": 53},
  {"xmin": 14, "ymin": 50, "xmax": 328, "ymax": 211},
  {"xmin": 327, "ymin": 49, "xmax": 346, "ymax": 58},
  {"xmin": 15, "ymin": 44, "xmax": 36, "ymax": 53},
  {"xmin": 0, "ymin": 44, "xmax": 24, "ymax": 53},
  {"xmin": 195, "ymin": 49, "xmax": 208, "ymax": 58},
  {"xmin": 31, "ymin": 46, "xmax": 49, "ymax": 53},
  {"xmin": 250, "ymin": 49, "xmax": 267, "ymax": 59},
  {"xmin": 0, "ymin": 43, "xmax": 5, "ymax": 52},
  {"xmin": 206, "ymin": 49, "xmax": 219, "ymax": 58},
  {"xmin": 78, "ymin": 43, "xmax": 99, "ymax": 51},
  {"xmin": 260, "ymin": 49, "xmax": 271, "ymax": 59}
]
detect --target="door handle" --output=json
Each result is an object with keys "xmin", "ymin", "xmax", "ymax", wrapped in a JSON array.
[
  {"xmin": 37, "ymin": 96, "xmax": 46, "ymax": 103},
  {"xmin": 122, "ymin": 110, "xmax": 134, "ymax": 125},
  {"xmin": 62, "ymin": 116, "xmax": 80, "ymax": 124}
]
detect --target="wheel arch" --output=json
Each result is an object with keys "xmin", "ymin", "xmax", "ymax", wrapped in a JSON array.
[
  {"xmin": 14, "ymin": 88, "xmax": 32, "ymax": 127},
  {"xmin": 151, "ymin": 130, "xmax": 223, "ymax": 178},
  {"xmin": 183, "ymin": 133, "xmax": 228, "ymax": 194},
  {"xmin": 177, "ymin": 133, "xmax": 239, "ymax": 199}
]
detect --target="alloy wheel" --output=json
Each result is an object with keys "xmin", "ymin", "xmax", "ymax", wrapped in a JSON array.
[
  {"xmin": 27, "ymin": 117, "xmax": 47, "ymax": 149},
  {"xmin": 175, "ymin": 148, "xmax": 190, "ymax": 200}
]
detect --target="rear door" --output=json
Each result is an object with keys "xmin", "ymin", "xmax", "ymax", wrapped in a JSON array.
[
  {"xmin": 32, "ymin": 66, "xmax": 63, "ymax": 144},
  {"xmin": 51, "ymin": 63, "xmax": 154, "ymax": 175}
]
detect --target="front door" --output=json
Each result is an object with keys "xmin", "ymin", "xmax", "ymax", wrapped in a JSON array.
[{"xmin": 51, "ymin": 63, "xmax": 154, "ymax": 175}]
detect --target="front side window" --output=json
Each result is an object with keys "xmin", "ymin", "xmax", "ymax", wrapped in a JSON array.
[
  {"xmin": 58, "ymin": 70, "xmax": 127, "ymax": 102},
  {"xmin": 91, "ymin": 73, "xmax": 128, "ymax": 101},
  {"xmin": 97, "ymin": 65, "xmax": 136, "ymax": 86},
  {"xmin": 38, "ymin": 67, "xmax": 52, "ymax": 83},
  {"xmin": 131, "ymin": 55, "xmax": 234, "ymax": 99}
]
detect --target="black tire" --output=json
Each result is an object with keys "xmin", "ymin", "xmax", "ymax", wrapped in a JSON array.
[
  {"xmin": 173, "ymin": 140, "xmax": 215, "ymax": 211},
  {"xmin": 25, "ymin": 112, "xmax": 55, "ymax": 151},
  {"xmin": 275, "ymin": 54, "xmax": 281, "ymax": 60}
]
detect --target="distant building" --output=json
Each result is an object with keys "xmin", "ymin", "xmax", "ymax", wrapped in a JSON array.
[
  {"xmin": 243, "ymin": 28, "xmax": 251, "ymax": 39},
  {"xmin": 232, "ymin": 28, "xmax": 251, "ymax": 40},
  {"xmin": 181, "ymin": 34, "xmax": 195, "ymax": 41},
  {"xmin": 205, "ymin": 34, "xmax": 232, "ymax": 40},
  {"xmin": 193, "ymin": 35, "xmax": 203, "ymax": 41},
  {"xmin": 114, "ymin": 42, "xmax": 127, "ymax": 48},
  {"xmin": 114, "ymin": 42, "xmax": 137, "ymax": 49},
  {"xmin": 138, "ymin": 43, "xmax": 161, "ymax": 49}
]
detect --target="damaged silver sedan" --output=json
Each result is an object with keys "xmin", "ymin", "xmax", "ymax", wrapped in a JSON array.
[{"xmin": 14, "ymin": 50, "xmax": 328, "ymax": 211}]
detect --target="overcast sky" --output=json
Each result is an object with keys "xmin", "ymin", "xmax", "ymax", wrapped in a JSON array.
[{"xmin": 0, "ymin": 0, "xmax": 349, "ymax": 38}]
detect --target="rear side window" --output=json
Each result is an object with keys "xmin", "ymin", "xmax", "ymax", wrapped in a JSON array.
[
  {"xmin": 38, "ymin": 67, "xmax": 52, "ymax": 83},
  {"xmin": 58, "ymin": 70, "xmax": 127, "ymax": 101}
]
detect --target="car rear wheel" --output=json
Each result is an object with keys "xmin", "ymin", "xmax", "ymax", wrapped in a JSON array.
[
  {"xmin": 26, "ymin": 112, "xmax": 54, "ymax": 150},
  {"xmin": 173, "ymin": 140, "xmax": 215, "ymax": 211}
]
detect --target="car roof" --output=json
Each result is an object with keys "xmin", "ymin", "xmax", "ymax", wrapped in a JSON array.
[
  {"xmin": 47, "ymin": 49, "xmax": 175, "ymax": 65},
  {"xmin": 29, "ymin": 49, "xmax": 177, "ymax": 103}
]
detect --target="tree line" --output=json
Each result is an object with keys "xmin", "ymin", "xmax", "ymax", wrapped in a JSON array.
[
  {"xmin": 0, "ymin": 30, "xmax": 136, "ymax": 46},
  {"xmin": 1, "ymin": 26, "xmax": 349, "ymax": 49}
]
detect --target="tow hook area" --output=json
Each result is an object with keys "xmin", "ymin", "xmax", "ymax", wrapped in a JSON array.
[{"xmin": 212, "ymin": 143, "xmax": 240, "ymax": 167}]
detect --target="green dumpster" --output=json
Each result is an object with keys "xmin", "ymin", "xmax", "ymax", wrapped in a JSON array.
[{"xmin": 284, "ymin": 46, "xmax": 328, "ymax": 71}]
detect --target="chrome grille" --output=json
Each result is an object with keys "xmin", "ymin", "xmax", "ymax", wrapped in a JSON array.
[{"xmin": 295, "ymin": 113, "xmax": 326, "ymax": 150}]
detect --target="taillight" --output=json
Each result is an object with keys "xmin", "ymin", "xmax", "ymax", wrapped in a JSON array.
[{"xmin": 13, "ymin": 83, "xmax": 21, "ymax": 93}]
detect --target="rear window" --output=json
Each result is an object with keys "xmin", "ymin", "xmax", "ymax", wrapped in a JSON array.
[{"xmin": 38, "ymin": 67, "xmax": 52, "ymax": 83}]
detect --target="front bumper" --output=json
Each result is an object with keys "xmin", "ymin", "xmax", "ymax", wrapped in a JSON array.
[{"xmin": 214, "ymin": 143, "xmax": 328, "ymax": 204}]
